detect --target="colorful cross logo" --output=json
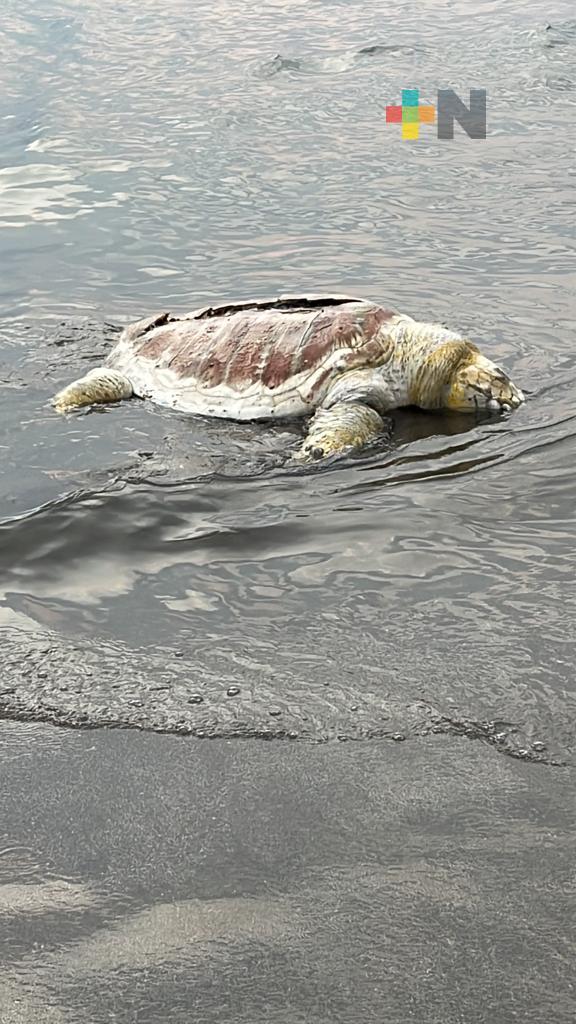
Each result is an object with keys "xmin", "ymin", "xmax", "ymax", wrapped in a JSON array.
[{"xmin": 385, "ymin": 89, "xmax": 436, "ymax": 140}]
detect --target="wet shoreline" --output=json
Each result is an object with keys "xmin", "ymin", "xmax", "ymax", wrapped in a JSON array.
[{"xmin": 1, "ymin": 721, "xmax": 574, "ymax": 1023}]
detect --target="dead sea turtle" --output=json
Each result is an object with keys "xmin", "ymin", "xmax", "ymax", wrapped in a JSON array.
[{"xmin": 53, "ymin": 294, "xmax": 524, "ymax": 460}]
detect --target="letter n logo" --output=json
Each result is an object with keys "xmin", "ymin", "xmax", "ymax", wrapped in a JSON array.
[{"xmin": 437, "ymin": 89, "xmax": 486, "ymax": 139}]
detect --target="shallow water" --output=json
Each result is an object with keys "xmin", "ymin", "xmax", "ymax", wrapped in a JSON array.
[{"xmin": 1, "ymin": 0, "xmax": 576, "ymax": 767}]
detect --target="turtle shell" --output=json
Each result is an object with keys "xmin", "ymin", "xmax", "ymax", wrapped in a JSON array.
[{"xmin": 107, "ymin": 294, "xmax": 396, "ymax": 419}]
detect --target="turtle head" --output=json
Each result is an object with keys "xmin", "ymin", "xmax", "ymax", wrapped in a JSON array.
[
  {"xmin": 403, "ymin": 324, "xmax": 524, "ymax": 415},
  {"xmin": 443, "ymin": 349, "xmax": 524, "ymax": 414}
]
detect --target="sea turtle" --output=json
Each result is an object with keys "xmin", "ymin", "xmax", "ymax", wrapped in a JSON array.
[{"xmin": 53, "ymin": 294, "xmax": 524, "ymax": 460}]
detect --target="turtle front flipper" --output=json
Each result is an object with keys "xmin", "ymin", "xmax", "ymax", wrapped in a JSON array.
[
  {"xmin": 296, "ymin": 402, "xmax": 387, "ymax": 462},
  {"xmin": 295, "ymin": 368, "xmax": 396, "ymax": 461},
  {"xmin": 52, "ymin": 368, "xmax": 133, "ymax": 413}
]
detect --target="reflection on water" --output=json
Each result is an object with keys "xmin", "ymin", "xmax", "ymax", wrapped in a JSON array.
[{"xmin": 0, "ymin": 0, "xmax": 575, "ymax": 762}]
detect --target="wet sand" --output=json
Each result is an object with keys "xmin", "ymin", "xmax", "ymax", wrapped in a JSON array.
[{"xmin": 1, "ymin": 722, "xmax": 574, "ymax": 1023}]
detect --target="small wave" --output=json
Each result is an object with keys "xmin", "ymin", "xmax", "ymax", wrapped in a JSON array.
[
  {"xmin": 0, "ymin": 626, "xmax": 565, "ymax": 765},
  {"xmin": 543, "ymin": 20, "xmax": 576, "ymax": 49},
  {"xmin": 255, "ymin": 43, "xmax": 421, "ymax": 79}
]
